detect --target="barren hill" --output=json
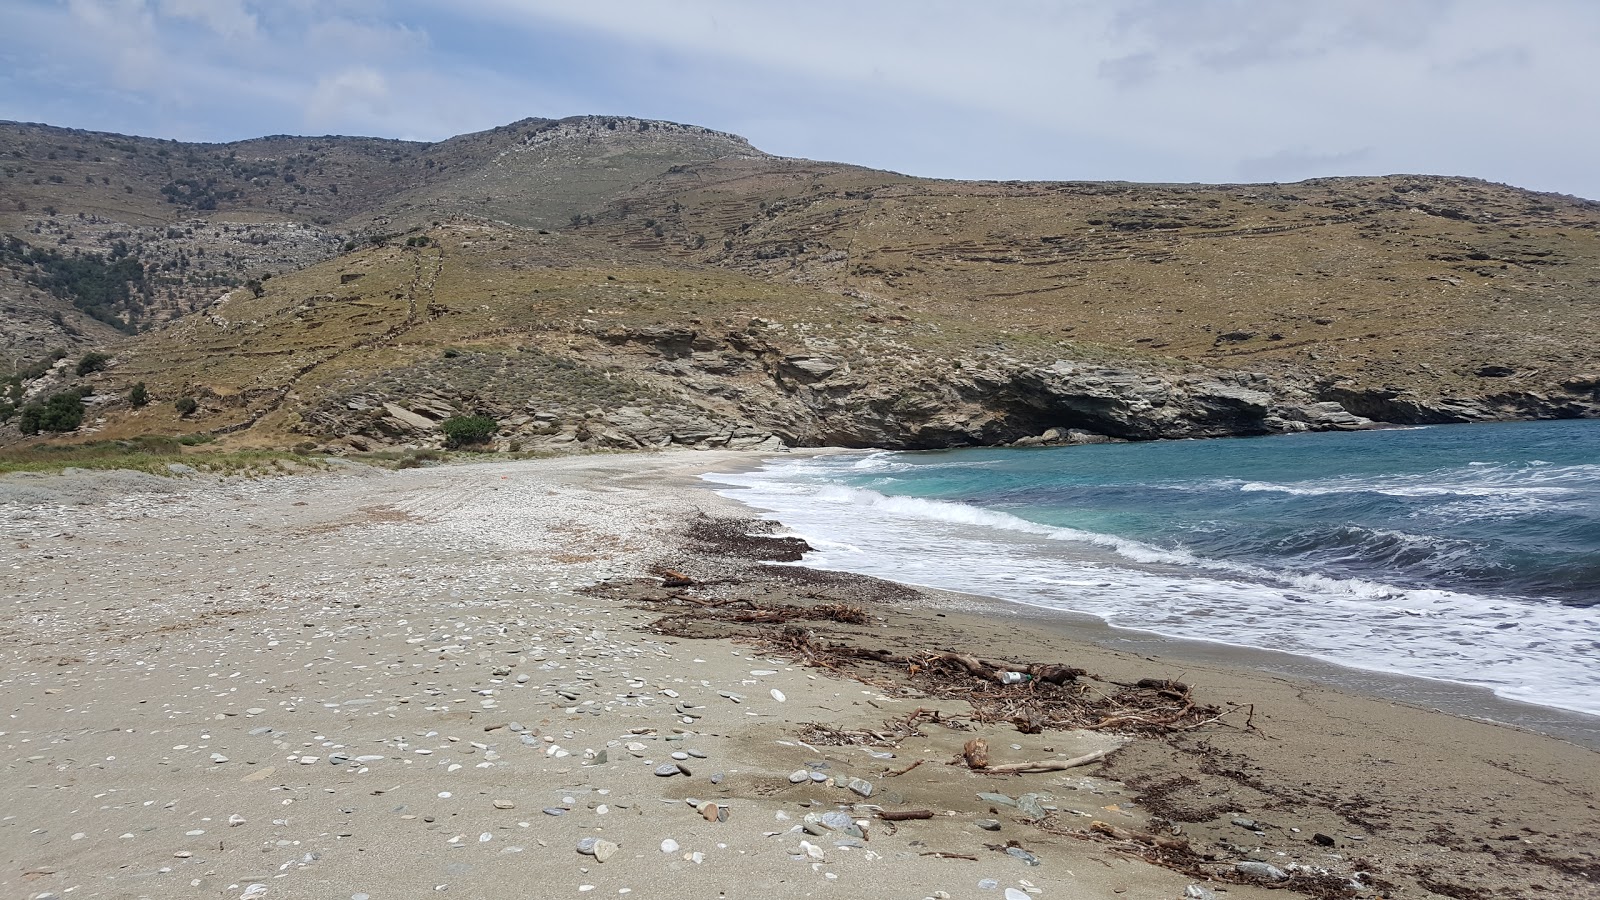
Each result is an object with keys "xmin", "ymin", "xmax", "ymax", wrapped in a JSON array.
[{"xmin": 2, "ymin": 116, "xmax": 1597, "ymax": 450}]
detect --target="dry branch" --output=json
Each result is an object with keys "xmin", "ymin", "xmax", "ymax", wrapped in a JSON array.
[{"xmin": 982, "ymin": 749, "xmax": 1108, "ymax": 775}]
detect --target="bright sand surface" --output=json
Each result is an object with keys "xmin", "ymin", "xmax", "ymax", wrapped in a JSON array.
[{"xmin": 2, "ymin": 452, "xmax": 1596, "ymax": 899}]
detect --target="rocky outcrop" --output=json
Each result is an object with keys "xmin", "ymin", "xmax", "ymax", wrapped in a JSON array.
[
  {"xmin": 286, "ymin": 325, "xmax": 1597, "ymax": 456},
  {"xmin": 1322, "ymin": 385, "xmax": 1600, "ymax": 425}
]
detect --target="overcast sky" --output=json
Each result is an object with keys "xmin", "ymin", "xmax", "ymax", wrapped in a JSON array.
[{"xmin": 3, "ymin": 1, "xmax": 1597, "ymax": 199}]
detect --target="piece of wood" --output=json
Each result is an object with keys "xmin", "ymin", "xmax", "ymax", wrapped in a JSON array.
[
  {"xmin": 918, "ymin": 851, "xmax": 978, "ymax": 860},
  {"xmin": 962, "ymin": 738, "xmax": 990, "ymax": 769},
  {"xmin": 1089, "ymin": 820, "xmax": 1190, "ymax": 852},
  {"xmin": 877, "ymin": 809, "xmax": 935, "ymax": 821},
  {"xmin": 982, "ymin": 748, "xmax": 1108, "ymax": 775},
  {"xmin": 884, "ymin": 758, "xmax": 927, "ymax": 777}
]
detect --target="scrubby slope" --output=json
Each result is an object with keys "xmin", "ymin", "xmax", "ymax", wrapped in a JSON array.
[{"xmin": 4, "ymin": 116, "xmax": 1598, "ymax": 450}]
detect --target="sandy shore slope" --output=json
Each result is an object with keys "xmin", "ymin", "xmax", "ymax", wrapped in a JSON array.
[{"xmin": 1, "ymin": 453, "xmax": 1595, "ymax": 900}]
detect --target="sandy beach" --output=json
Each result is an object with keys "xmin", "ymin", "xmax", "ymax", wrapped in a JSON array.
[{"xmin": 2, "ymin": 452, "xmax": 1596, "ymax": 900}]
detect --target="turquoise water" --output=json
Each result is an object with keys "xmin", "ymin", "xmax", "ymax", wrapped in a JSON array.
[{"xmin": 705, "ymin": 421, "xmax": 1600, "ymax": 716}]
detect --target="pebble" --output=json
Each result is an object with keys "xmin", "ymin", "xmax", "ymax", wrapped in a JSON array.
[
  {"xmin": 542, "ymin": 807, "xmax": 567, "ymax": 817},
  {"xmin": 788, "ymin": 770, "xmax": 809, "ymax": 784},
  {"xmin": 1004, "ymin": 890, "xmax": 1029, "ymax": 900},
  {"xmin": 820, "ymin": 811, "xmax": 854, "ymax": 830},
  {"xmin": 493, "ymin": 800, "xmax": 515, "ymax": 810},
  {"xmin": 847, "ymin": 777, "xmax": 874, "ymax": 798},
  {"xmin": 670, "ymin": 751, "xmax": 689, "ymax": 761},
  {"xmin": 1006, "ymin": 846, "xmax": 1040, "ymax": 866},
  {"xmin": 655, "ymin": 764, "xmax": 683, "ymax": 777},
  {"xmin": 1016, "ymin": 794, "xmax": 1048, "ymax": 820},
  {"xmin": 1185, "ymin": 886, "xmax": 1218, "ymax": 900},
  {"xmin": 770, "ymin": 689, "xmax": 786, "ymax": 702},
  {"xmin": 660, "ymin": 839, "xmax": 679, "ymax": 854},
  {"xmin": 975, "ymin": 819, "xmax": 1002, "ymax": 831}
]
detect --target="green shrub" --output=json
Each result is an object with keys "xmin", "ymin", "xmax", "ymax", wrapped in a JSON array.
[
  {"xmin": 175, "ymin": 396, "xmax": 198, "ymax": 416},
  {"xmin": 76, "ymin": 351, "xmax": 111, "ymax": 376},
  {"xmin": 129, "ymin": 382, "xmax": 149, "ymax": 407},
  {"xmin": 441, "ymin": 415, "xmax": 497, "ymax": 449},
  {"xmin": 17, "ymin": 389, "xmax": 86, "ymax": 434}
]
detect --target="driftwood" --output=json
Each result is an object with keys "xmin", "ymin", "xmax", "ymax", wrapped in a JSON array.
[
  {"xmin": 1089, "ymin": 820, "xmax": 1191, "ymax": 853},
  {"xmin": 656, "ymin": 568, "xmax": 695, "ymax": 588},
  {"xmin": 883, "ymin": 758, "xmax": 927, "ymax": 777},
  {"xmin": 982, "ymin": 749, "xmax": 1107, "ymax": 775},
  {"xmin": 876, "ymin": 809, "xmax": 935, "ymax": 821},
  {"xmin": 962, "ymin": 738, "xmax": 990, "ymax": 769}
]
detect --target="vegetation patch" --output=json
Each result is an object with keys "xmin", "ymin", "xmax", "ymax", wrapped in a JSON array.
[
  {"xmin": 1, "ymin": 237, "xmax": 149, "ymax": 333},
  {"xmin": 0, "ymin": 436, "xmax": 313, "ymax": 476},
  {"xmin": 441, "ymin": 415, "xmax": 498, "ymax": 448},
  {"xmin": 16, "ymin": 387, "xmax": 89, "ymax": 435}
]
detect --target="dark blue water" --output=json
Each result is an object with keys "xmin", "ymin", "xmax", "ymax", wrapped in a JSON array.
[{"xmin": 707, "ymin": 421, "xmax": 1600, "ymax": 715}]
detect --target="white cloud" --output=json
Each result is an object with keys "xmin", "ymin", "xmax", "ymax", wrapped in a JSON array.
[
  {"xmin": 159, "ymin": 0, "xmax": 258, "ymax": 40},
  {"xmin": 306, "ymin": 66, "xmax": 391, "ymax": 130}
]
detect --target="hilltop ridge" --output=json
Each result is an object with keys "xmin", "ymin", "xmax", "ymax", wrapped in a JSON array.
[{"xmin": 2, "ymin": 116, "xmax": 1596, "ymax": 450}]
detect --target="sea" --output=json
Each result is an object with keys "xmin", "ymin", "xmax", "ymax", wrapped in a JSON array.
[{"xmin": 703, "ymin": 420, "xmax": 1600, "ymax": 720}]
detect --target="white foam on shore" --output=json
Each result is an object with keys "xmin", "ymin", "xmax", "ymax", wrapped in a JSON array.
[{"xmin": 705, "ymin": 457, "xmax": 1600, "ymax": 718}]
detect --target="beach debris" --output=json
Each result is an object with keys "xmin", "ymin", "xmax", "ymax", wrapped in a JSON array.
[
  {"xmin": 876, "ymin": 808, "xmax": 935, "ymax": 822},
  {"xmin": 1006, "ymin": 845, "xmax": 1041, "ymax": 866},
  {"xmin": 962, "ymin": 738, "xmax": 990, "ymax": 769},
  {"xmin": 981, "ymin": 749, "xmax": 1109, "ymax": 776},
  {"xmin": 1086, "ymin": 820, "xmax": 1191, "ymax": 853},
  {"xmin": 657, "ymin": 568, "xmax": 696, "ymax": 587},
  {"xmin": 1185, "ymin": 886, "xmax": 1218, "ymax": 900},
  {"xmin": 1235, "ymin": 861, "xmax": 1288, "ymax": 880}
]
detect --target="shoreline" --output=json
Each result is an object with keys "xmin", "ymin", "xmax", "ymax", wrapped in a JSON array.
[
  {"xmin": 694, "ymin": 449, "xmax": 1600, "ymax": 749},
  {"xmin": 3, "ymin": 451, "xmax": 1596, "ymax": 899}
]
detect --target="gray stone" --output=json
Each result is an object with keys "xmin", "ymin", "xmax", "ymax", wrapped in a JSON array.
[
  {"xmin": 1005, "ymin": 846, "xmax": 1040, "ymax": 866},
  {"xmin": 1235, "ymin": 861, "xmax": 1288, "ymax": 880},
  {"xmin": 1016, "ymin": 793, "xmax": 1049, "ymax": 820},
  {"xmin": 820, "ymin": 811, "xmax": 853, "ymax": 830}
]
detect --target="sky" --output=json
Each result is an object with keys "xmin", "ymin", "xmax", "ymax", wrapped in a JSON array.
[{"xmin": 3, "ymin": 0, "xmax": 1598, "ymax": 199}]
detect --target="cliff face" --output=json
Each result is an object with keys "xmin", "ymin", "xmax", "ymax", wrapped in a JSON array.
[{"xmin": 3, "ymin": 119, "xmax": 1597, "ymax": 450}]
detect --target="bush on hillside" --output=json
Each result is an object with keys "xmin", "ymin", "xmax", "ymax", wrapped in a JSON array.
[
  {"xmin": 17, "ymin": 388, "xmax": 88, "ymax": 434},
  {"xmin": 441, "ymin": 415, "xmax": 497, "ymax": 449},
  {"xmin": 129, "ymin": 382, "xmax": 149, "ymax": 407},
  {"xmin": 175, "ymin": 396, "xmax": 198, "ymax": 417},
  {"xmin": 76, "ymin": 351, "xmax": 111, "ymax": 376}
]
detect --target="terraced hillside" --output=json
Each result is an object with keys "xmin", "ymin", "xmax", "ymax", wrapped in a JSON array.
[{"xmin": 2, "ymin": 117, "xmax": 1597, "ymax": 450}]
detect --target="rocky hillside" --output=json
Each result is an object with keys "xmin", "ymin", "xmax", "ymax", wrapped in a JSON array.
[{"xmin": 2, "ymin": 117, "xmax": 1597, "ymax": 451}]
